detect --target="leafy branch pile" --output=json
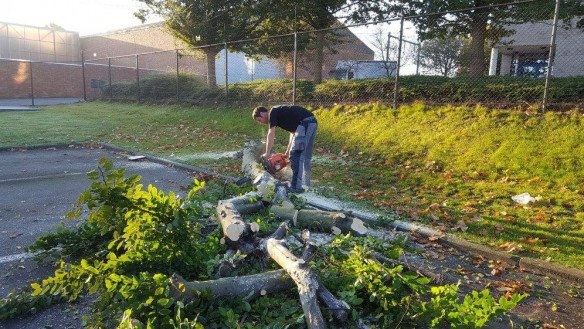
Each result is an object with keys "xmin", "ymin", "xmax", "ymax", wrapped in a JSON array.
[{"xmin": 1, "ymin": 154, "xmax": 525, "ymax": 328}]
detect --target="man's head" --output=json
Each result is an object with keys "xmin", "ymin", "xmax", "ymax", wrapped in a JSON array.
[{"xmin": 252, "ymin": 106, "xmax": 269, "ymax": 124}]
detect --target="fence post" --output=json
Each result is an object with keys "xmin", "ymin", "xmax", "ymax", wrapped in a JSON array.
[
  {"xmin": 81, "ymin": 51, "xmax": 87, "ymax": 101},
  {"xmin": 224, "ymin": 42, "xmax": 228, "ymax": 104},
  {"xmin": 393, "ymin": 16, "xmax": 405, "ymax": 110},
  {"xmin": 293, "ymin": 32, "xmax": 298, "ymax": 105},
  {"xmin": 176, "ymin": 50, "xmax": 180, "ymax": 103},
  {"xmin": 136, "ymin": 54, "xmax": 140, "ymax": 102},
  {"xmin": 542, "ymin": 0, "xmax": 561, "ymax": 112},
  {"xmin": 29, "ymin": 61, "xmax": 35, "ymax": 106},
  {"xmin": 416, "ymin": 43, "xmax": 421, "ymax": 75},
  {"xmin": 108, "ymin": 57, "xmax": 112, "ymax": 101}
]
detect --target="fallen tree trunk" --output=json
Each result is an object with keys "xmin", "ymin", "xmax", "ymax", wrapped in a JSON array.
[
  {"xmin": 267, "ymin": 238, "xmax": 326, "ymax": 329},
  {"xmin": 216, "ymin": 202, "xmax": 258, "ymax": 252},
  {"xmin": 220, "ymin": 191, "xmax": 265, "ymax": 215},
  {"xmin": 270, "ymin": 205, "xmax": 368, "ymax": 237},
  {"xmin": 241, "ymin": 140, "xmax": 292, "ymax": 207},
  {"xmin": 169, "ymin": 270, "xmax": 292, "ymax": 303}
]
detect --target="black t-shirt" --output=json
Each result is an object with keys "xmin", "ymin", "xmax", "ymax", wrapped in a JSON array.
[{"xmin": 269, "ymin": 105, "xmax": 313, "ymax": 133}]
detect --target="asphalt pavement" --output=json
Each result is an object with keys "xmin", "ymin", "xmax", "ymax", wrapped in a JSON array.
[{"xmin": 0, "ymin": 145, "xmax": 198, "ymax": 328}]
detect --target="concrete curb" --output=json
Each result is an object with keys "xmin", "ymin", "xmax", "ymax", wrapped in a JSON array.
[
  {"xmin": 98, "ymin": 143, "xmax": 239, "ymax": 183},
  {"xmin": 0, "ymin": 142, "xmax": 239, "ymax": 183},
  {"xmin": 3, "ymin": 142, "xmax": 583, "ymax": 282},
  {"xmin": 381, "ymin": 219, "xmax": 583, "ymax": 283},
  {"xmin": 303, "ymin": 192, "xmax": 584, "ymax": 283}
]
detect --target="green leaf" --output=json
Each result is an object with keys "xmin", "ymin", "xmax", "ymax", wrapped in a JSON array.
[
  {"xmin": 99, "ymin": 157, "xmax": 113, "ymax": 171},
  {"xmin": 80, "ymin": 259, "xmax": 89, "ymax": 269},
  {"xmin": 31, "ymin": 283, "xmax": 42, "ymax": 296}
]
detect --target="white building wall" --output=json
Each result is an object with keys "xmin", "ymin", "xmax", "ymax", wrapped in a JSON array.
[
  {"xmin": 491, "ymin": 18, "xmax": 584, "ymax": 77},
  {"xmin": 215, "ymin": 50, "xmax": 283, "ymax": 84}
]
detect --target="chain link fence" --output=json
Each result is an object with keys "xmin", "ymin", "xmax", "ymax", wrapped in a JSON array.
[{"xmin": 1, "ymin": 0, "xmax": 582, "ymax": 110}]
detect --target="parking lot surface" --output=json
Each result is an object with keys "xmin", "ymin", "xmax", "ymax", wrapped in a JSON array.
[{"xmin": 0, "ymin": 145, "xmax": 198, "ymax": 328}]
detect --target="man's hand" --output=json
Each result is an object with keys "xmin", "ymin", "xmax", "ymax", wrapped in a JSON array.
[{"xmin": 261, "ymin": 152, "xmax": 270, "ymax": 159}]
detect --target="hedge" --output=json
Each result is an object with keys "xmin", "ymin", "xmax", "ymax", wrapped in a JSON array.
[{"xmin": 100, "ymin": 74, "xmax": 584, "ymax": 107}]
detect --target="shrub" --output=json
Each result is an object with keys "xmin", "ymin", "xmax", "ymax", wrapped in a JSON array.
[
  {"xmin": 102, "ymin": 74, "xmax": 216, "ymax": 102},
  {"xmin": 228, "ymin": 79, "xmax": 314, "ymax": 103},
  {"xmin": 102, "ymin": 74, "xmax": 584, "ymax": 108}
]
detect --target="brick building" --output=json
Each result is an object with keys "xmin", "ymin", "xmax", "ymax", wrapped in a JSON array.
[{"xmin": 1, "ymin": 20, "xmax": 374, "ymax": 100}]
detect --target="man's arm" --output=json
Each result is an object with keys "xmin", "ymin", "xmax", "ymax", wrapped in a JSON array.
[
  {"xmin": 285, "ymin": 132, "xmax": 293, "ymax": 157},
  {"xmin": 263, "ymin": 126, "xmax": 276, "ymax": 158}
]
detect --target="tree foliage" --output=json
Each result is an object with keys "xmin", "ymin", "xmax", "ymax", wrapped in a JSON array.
[
  {"xmin": 399, "ymin": 0, "xmax": 584, "ymax": 77},
  {"xmin": 135, "ymin": 0, "xmax": 266, "ymax": 86},
  {"xmin": 419, "ymin": 37, "xmax": 465, "ymax": 77},
  {"xmin": 0, "ymin": 158, "xmax": 527, "ymax": 328}
]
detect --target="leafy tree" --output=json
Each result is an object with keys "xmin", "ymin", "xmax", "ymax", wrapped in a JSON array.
[
  {"xmin": 134, "ymin": 0, "xmax": 265, "ymax": 86},
  {"xmin": 419, "ymin": 37, "xmax": 464, "ymax": 76},
  {"xmin": 262, "ymin": 0, "xmax": 395, "ymax": 83},
  {"xmin": 399, "ymin": 0, "xmax": 584, "ymax": 78}
]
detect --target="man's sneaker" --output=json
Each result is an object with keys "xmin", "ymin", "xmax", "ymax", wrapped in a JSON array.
[{"xmin": 288, "ymin": 186, "xmax": 305, "ymax": 193}]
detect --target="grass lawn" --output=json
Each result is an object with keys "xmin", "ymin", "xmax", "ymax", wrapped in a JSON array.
[{"xmin": 1, "ymin": 101, "xmax": 582, "ymax": 269}]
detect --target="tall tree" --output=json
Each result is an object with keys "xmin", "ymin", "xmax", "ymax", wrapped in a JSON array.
[
  {"xmin": 399, "ymin": 0, "xmax": 584, "ymax": 78},
  {"xmin": 262, "ymin": 0, "xmax": 395, "ymax": 83},
  {"xmin": 419, "ymin": 37, "xmax": 464, "ymax": 76},
  {"xmin": 135, "ymin": 0, "xmax": 264, "ymax": 86}
]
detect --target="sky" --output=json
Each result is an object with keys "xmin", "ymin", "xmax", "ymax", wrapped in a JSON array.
[
  {"xmin": 0, "ymin": 0, "xmax": 420, "ymax": 73},
  {"xmin": 0, "ymin": 0, "xmax": 160, "ymax": 36}
]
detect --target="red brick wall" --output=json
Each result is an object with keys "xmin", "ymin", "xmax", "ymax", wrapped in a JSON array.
[
  {"xmin": 0, "ymin": 60, "xmax": 83, "ymax": 98},
  {"xmin": 81, "ymin": 23, "xmax": 208, "ymax": 76},
  {"xmin": 0, "ymin": 60, "xmax": 148, "ymax": 99}
]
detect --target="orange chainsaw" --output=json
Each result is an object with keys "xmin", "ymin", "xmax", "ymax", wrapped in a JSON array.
[{"xmin": 262, "ymin": 153, "xmax": 290, "ymax": 174}]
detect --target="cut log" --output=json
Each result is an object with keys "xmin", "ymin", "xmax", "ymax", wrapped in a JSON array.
[
  {"xmin": 241, "ymin": 140, "xmax": 266, "ymax": 181},
  {"xmin": 169, "ymin": 270, "xmax": 293, "ymax": 303},
  {"xmin": 216, "ymin": 202, "xmax": 255, "ymax": 250},
  {"xmin": 241, "ymin": 140, "xmax": 293, "ymax": 208},
  {"xmin": 270, "ymin": 205, "xmax": 368, "ymax": 237},
  {"xmin": 316, "ymin": 285, "xmax": 350, "ymax": 323},
  {"xmin": 220, "ymin": 192, "xmax": 265, "ymax": 215},
  {"xmin": 267, "ymin": 238, "xmax": 326, "ymax": 329}
]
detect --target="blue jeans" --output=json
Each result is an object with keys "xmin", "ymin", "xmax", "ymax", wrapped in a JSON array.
[{"xmin": 290, "ymin": 117, "xmax": 318, "ymax": 189}]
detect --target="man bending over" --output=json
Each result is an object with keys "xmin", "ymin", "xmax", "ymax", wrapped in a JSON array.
[{"xmin": 252, "ymin": 105, "xmax": 318, "ymax": 193}]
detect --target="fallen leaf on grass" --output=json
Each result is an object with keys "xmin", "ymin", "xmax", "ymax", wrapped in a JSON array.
[
  {"xmin": 497, "ymin": 242, "xmax": 524, "ymax": 253},
  {"xmin": 536, "ymin": 246, "xmax": 560, "ymax": 253},
  {"xmin": 530, "ymin": 210, "xmax": 546, "ymax": 222},
  {"xmin": 520, "ymin": 237, "xmax": 549, "ymax": 245},
  {"xmin": 435, "ymin": 225, "xmax": 449, "ymax": 232},
  {"xmin": 427, "ymin": 203, "xmax": 441, "ymax": 211},
  {"xmin": 495, "ymin": 224, "xmax": 504, "ymax": 232}
]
